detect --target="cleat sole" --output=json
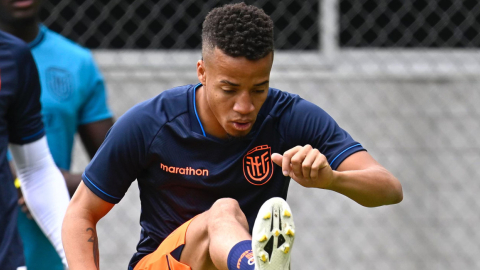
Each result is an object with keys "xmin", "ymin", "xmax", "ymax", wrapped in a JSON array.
[{"xmin": 252, "ymin": 197, "xmax": 295, "ymax": 270}]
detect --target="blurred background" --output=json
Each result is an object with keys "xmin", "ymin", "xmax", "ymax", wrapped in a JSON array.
[{"xmin": 41, "ymin": 0, "xmax": 479, "ymax": 269}]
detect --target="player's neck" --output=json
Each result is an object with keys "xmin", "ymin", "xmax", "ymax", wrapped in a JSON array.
[
  {"xmin": 195, "ymin": 85, "xmax": 228, "ymax": 139},
  {"xmin": 0, "ymin": 20, "xmax": 39, "ymax": 43}
]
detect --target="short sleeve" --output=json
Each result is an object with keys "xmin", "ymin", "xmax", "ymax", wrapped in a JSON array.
[
  {"xmin": 82, "ymin": 102, "xmax": 157, "ymax": 204},
  {"xmin": 281, "ymin": 97, "xmax": 365, "ymax": 170},
  {"xmin": 77, "ymin": 52, "xmax": 113, "ymax": 125},
  {"xmin": 7, "ymin": 47, "xmax": 45, "ymax": 144}
]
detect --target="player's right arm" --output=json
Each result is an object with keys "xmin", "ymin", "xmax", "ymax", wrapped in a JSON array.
[
  {"xmin": 63, "ymin": 182, "xmax": 114, "ymax": 270},
  {"xmin": 62, "ymin": 97, "xmax": 164, "ymax": 268},
  {"xmin": 62, "ymin": 54, "xmax": 114, "ymax": 197}
]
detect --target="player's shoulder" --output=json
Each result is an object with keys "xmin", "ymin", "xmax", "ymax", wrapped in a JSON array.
[
  {"xmin": 120, "ymin": 84, "xmax": 193, "ymax": 127},
  {"xmin": 268, "ymin": 87, "xmax": 300, "ymax": 101},
  {"xmin": 158, "ymin": 84, "xmax": 192, "ymax": 101},
  {"xmin": 39, "ymin": 26, "xmax": 93, "ymax": 60},
  {"xmin": 0, "ymin": 30, "xmax": 32, "ymax": 62},
  {"xmin": 146, "ymin": 84, "xmax": 192, "ymax": 120},
  {"xmin": 262, "ymin": 87, "xmax": 329, "ymax": 122},
  {"xmin": 0, "ymin": 29, "xmax": 27, "ymax": 48},
  {"xmin": 262, "ymin": 87, "xmax": 302, "ymax": 117}
]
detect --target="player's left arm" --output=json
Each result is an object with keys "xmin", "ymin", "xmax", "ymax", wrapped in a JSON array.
[
  {"xmin": 63, "ymin": 53, "xmax": 114, "ymax": 196},
  {"xmin": 77, "ymin": 51, "xmax": 114, "ymax": 159},
  {"xmin": 78, "ymin": 118, "xmax": 114, "ymax": 159},
  {"xmin": 272, "ymin": 146, "xmax": 402, "ymax": 207},
  {"xmin": 61, "ymin": 118, "xmax": 113, "ymax": 196}
]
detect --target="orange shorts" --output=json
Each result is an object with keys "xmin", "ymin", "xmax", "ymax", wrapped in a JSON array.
[{"xmin": 134, "ymin": 218, "xmax": 194, "ymax": 270}]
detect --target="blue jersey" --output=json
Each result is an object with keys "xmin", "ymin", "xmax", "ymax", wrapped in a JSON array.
[
  {"xmin": 82, "ymin": 84, "xmax": 365, "ymax": 268},
  {"xmin": 0, "ymin": 30, "xmax": 45, "ymax": 270},
  {"xmin": 30, "ymin": 25, "xmax": 112, "ymax": 170},
  {"xmin": 5, "ymin": 26, "xmax": 112, "ymax": 168}
]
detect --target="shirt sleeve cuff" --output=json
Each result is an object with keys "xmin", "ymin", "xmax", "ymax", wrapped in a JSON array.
[
  {"xmin": 82, "ymin": 173, "xmax": 122, "ymax": 204},
  {"xmin": 9, "ymin": 129, "xmax": 45, "ymax": 145},
  {"xmin": 329, "ymin": 143, "xmax": 366, "ymax": 170}
]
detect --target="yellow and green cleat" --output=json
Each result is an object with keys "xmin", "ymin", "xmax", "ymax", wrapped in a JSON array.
[{"xmin": 252, "ymin": 197, "xmax": 295, "ymax": 270}]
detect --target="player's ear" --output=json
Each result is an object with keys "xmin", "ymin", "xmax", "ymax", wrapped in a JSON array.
[{"xmin": 197, "ymin": 60, "xmax": 206, "ymax": 85}]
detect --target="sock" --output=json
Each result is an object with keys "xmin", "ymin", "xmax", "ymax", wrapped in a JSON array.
[{"xmin": 227, "ymin": 240, "xmax": 255, "ymax": 270}]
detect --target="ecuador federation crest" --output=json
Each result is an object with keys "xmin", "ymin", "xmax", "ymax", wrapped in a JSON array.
[
  {"xmin": 46, "ymin": 67, "xmax": 73, "ymax": 101},
  {"xmin": 243, "ymin": 145, "xmax": 274, "ymax": 186}
]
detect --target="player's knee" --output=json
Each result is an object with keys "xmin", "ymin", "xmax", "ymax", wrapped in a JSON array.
[
  {"xmin": 210, "ymin": 198, "xmax": 241, "ymax": 216},
  {"xmin": 208, "ymin": 198, "xmax": 248, "ymax": 228}
]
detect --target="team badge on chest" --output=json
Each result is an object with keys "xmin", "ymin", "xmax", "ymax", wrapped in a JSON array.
[
  {"xmin": 243, "ymin": 145, "xmax": 274, "ymax": 185},
  {"xmin": 46, "ymin": 67, "xmax": 74, "ymax": 101}
]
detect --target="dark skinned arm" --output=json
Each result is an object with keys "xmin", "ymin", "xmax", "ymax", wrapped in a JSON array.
[
  {"xmin": 78, "ymin": 118, "xmax": 114, "ymax": 159},
  {"xmin": 62, "ymin": 118, "xmax": 114, "ymax": 196}
]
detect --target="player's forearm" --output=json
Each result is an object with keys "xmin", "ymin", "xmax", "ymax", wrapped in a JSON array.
[
  {"xmin": 328, "ymin": 166, "xmax": 403, "ymax": 207},
  {"xmin": 63, "ymin": 204, "xmax": 100, "ymax": 270}
]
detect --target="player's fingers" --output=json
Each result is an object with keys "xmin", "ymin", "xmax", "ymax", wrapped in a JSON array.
[
  {"xmin": 291, "ymin": 145, "xmax": 313, "ymax": 178},
  {"xmin": 282, "ymin": 146, "xmax": 302, "ymax": 176},
  {"xmin": 17, "ymin": 196, "xmax": 25, "ymax": 207},
  {"xmin": 271, "ymin": 153, "xmax": 283, "ymax": 167},
  {"xmin": 302, "ymin": 148, "xmax": 319, "ymax": 180},
  {"xmin": 310, "ymin": 153, "xmax": 328, "ymax": 180}
]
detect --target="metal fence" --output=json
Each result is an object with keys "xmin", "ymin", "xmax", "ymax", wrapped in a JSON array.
[
  {"xmin": 47, "ymin": 0, "xmax": 480, "ymax": 269},
  {"xmin": 340, "ymin": 0, "xmax": 480, "ymax": 47},
  {"xmin": 41, "ymin": 0, "xmax": 480, "ymax": 50},
  {"xmin": 40, "ymin": 0, "xmax": 319, "ymax": 49}
]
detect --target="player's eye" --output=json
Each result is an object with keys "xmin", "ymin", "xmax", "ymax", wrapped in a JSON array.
[
  {"xmin": 222, "ymin": 89, "xmax": 236, "ymax": 94},
  {"xmin": 253, "ymin": 89, "xmax": 266, "ymax": 94}
]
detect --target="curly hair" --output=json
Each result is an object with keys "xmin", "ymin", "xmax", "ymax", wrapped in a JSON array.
[{"xmin": 202, "ymin": 3, "xmax": 274, "ymax": 60}]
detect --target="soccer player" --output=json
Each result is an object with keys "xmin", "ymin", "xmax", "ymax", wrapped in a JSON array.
[
  {"xmin": 0, "ymin": 29, "xmax": 70, "ymax": 270},
  {"xmin": 0, "ymin": 0, "xmax": 114, "ymax": 269},
  {"xmin": 63, "ymin": 3, "xmax": 403, "ymax": 270}
]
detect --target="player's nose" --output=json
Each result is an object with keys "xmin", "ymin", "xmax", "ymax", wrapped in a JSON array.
[{"xmin": 233, "ymin": 91, "xmax": 255, "ymax": 115}]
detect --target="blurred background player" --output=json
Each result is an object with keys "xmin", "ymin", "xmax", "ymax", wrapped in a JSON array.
[
  {"xmin": 0, "ymin": 29, "xmax": 70, "ymax": 270},
  {"xmin": 62, "ymin": 3, "xmax": 402, "ymax": 270},
  {"xmin": 0, "ymin": 0, "xmax": 114, "ymax": 269}
]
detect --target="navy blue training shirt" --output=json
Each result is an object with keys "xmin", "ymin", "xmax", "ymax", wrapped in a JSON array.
[
  {"xmin": 82, "ymin": 84, "xmax": 365, "ymax": 268},
  {"xmin": 0, "ymin": 30, "xmax": 45, "ymax": 270}
]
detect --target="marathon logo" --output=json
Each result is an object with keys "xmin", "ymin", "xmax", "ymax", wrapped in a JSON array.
[{"xmin": 160, "ymin": 163, "xmax": 209, "ymax": 176}]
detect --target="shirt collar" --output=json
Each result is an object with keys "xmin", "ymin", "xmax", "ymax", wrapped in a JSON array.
[{"xmin": 29, "ymin": 24, "xmax": 47, "ymax": 49}]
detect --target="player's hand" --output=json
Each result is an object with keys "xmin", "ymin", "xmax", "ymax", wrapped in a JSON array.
[
  {"xmin": 271, "ymin": 145, "xmax": 336, "ymax": 189},
  {"xmin": 17, "ymin": 189, "xmax": 33, "ymax": 219}
]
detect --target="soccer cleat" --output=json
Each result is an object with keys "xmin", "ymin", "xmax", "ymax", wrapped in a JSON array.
[
  {"xmin": 258, "ymin": 234, "xmax": 268, "ymax": 242},
  {"xmin": 252, "ymin": 197, "xmax": 295, "ymax": 270}
]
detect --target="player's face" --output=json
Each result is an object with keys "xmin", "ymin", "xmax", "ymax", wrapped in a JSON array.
[
  {"xmin": 197, "ymin": 48, "xmax": 273, "ymax": 139},
  {"xmin": 0, "ymin": 0, "xmax": 42, "ymax": 24}
]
